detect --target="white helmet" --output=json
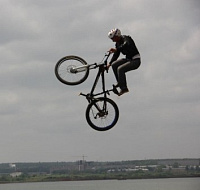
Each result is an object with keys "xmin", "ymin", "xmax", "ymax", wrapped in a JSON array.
[{"xmin": 108, "ymin": 28, "xmax": 121, "ymax": 39}]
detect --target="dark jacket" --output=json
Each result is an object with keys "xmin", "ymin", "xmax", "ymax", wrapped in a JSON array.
[{"xmin": 110, "ymin": 35, "xmax": 140, "ymax": 64}]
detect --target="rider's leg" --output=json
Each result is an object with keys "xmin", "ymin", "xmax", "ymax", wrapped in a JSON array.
[
  {"xmin": 117, "ymin": 58, "xmax": 141, "ymax": 91},
  {"xmin": 112, "ymin": 58, "xmax": 127, "ymax": 85}
]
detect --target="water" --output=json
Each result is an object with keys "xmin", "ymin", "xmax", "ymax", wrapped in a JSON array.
[{"xmin": 1, "ymin": 178, "xmax": 199, "ymax": 190}]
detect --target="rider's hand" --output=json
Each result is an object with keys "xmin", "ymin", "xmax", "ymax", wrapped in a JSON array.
[
  {"xmin": 107, "ymin": 64, "xmax": 111, "ymax": 70},
  {"xmin": 108, "ymin": 48, "xmax": 117, "ymax": 53}
]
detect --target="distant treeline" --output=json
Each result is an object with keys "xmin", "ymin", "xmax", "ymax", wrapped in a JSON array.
[{"xmin": 0, "ymin": 158, "xmax": 199, "ymax": 174}]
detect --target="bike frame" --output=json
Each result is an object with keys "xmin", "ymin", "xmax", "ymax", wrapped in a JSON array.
[
  {"xmin": 80, "ymin": 53, "xmax": 113, "ymax": 102},
  {"xmin": 55, "ymin": 52, "xmax": 119, "ymax": 130}
]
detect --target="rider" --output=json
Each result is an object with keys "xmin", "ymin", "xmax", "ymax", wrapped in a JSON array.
[{"xmin": 107, "ymin": 28, "xmax": 141, "ymax": 96}]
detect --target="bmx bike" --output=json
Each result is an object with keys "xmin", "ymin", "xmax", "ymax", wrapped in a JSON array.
[{"xmin": 55, "ymin": 53, "xmax": 119, "ymax": 131}]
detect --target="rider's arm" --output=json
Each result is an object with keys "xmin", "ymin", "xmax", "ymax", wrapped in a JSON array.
[{"xmin": 109, "ymin": 49, "xmax": 120, "ymax": 65}]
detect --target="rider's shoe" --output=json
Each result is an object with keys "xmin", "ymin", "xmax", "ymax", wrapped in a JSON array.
[{"xmin": 118, "ymin": 88, "xmax": 129, "ymax": 96}]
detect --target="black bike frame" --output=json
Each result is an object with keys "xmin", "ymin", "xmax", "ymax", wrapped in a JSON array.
[
  {"xmin": 79, "ymin": 53, "xmax": 118, "ymax": 123},
  {"xmin": 90, "ymin": 64, "xmax": 106, "ymax": 97},
  {"xmin": 80, "ymin": 53, "xmax": 112, "ymax": 102}
]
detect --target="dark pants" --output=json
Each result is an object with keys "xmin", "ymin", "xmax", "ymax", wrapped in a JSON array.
[{"xmin": 112, "ymin": 58, "xmax": 141, "ymax": 90}]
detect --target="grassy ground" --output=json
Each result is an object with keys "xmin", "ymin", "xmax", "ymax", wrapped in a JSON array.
[{"xmin": 1, "ymin": 171, "xmax": 200, "ymax": 184}]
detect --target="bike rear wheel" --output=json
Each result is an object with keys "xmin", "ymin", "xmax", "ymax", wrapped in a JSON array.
[
  {"xmin": 86, "ymin": 97, "xmax": 119, "ymax": 131},
  {"xmin": 55, "ymin": 56, "xmax": 89, "ymax": 85}
]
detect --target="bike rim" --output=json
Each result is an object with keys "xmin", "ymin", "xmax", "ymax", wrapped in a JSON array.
[
  {"xmin": 56, "ymin": 58, "xmax": 88, "ymax": 85},
  {"xmin": 87, "ymin": 99, "xmax": 118, "ymax": 131}
]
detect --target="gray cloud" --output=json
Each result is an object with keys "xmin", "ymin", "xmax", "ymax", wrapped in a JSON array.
[{"xmin": 0, "ymin": 0, "xmax": 199, "ymax": 163}]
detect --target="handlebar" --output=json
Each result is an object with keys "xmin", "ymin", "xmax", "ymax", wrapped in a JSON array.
[
  {"xmin": 87, "ymin": 52, "xmax": 112, "ymax": 71},
  {"xmin": 105, "ymin": 52, "xmax": 111, "ymax": 60},
  {"xmin": 104, "ymin": 52, "xmax": 111, "ymax": 73}
]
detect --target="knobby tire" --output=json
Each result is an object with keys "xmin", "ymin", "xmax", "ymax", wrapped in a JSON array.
[
  {"xmin": 86, "ymin": 97, "xmax": 119, "ymax": 131},
  {"xmin": 55, "ymin": 55, "xmax": 89, "ymax": 85}
]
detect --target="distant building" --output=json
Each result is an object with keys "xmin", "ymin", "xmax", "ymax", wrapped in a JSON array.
[
  {"xmin": 158, "ymin": 159, "xmax": 199, "ymax": 166},
  {"xmin": 10, "ymin": 172, "xmax": 22, "ymax": 177}
]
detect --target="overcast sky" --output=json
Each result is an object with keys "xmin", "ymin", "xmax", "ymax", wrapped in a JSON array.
[{"xmin": 0, "ymin": 0, "xmax": 199, "ymax": 163}]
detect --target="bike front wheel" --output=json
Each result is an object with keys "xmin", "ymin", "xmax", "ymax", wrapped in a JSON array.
[
  {"xmin": 55, "ymin": 56, "xmax": 89, "ymax": 85},
  {"xmin": 86, "ymin": 97, "xmax": 119, "ymax": 131}
]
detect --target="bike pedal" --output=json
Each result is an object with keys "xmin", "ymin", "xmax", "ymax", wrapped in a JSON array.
[{"xmin": 112, "ymin": 85, "xmax": 119, "ymax": 95}]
